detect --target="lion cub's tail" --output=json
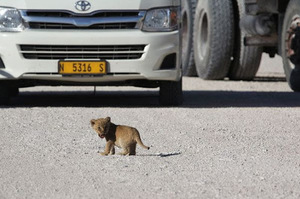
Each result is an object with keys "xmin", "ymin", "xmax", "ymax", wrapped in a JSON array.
[{"xmin": 135, "ymin": 130, "xmax": 150, "ymax": 150}]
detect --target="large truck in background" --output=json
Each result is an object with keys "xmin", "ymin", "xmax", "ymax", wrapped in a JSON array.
[{"xmin": 182, "ymin": 0, "xmax": 300, "ymax": 91}]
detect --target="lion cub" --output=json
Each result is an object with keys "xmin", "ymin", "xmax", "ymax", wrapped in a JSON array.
[{"xmin": 90, "ymin": 117, "xmax": 150, "ymax": 156}]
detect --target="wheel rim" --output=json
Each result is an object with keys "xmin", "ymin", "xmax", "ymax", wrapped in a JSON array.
[
  {"xmin": 285, "ymin": 15, "xmax": 300, "ymax": 72},
  {"xmin": 197, "ymin": 10, "xmax": 208, "ymax": 60}
]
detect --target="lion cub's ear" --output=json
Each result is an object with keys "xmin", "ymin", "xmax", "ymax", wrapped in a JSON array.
[
  {"xmin": 105, "ymin": 117, "xmax": 111, "ymax": 123},
  {"xmin": 90, "ymin": 119, "xmax": 96, "ymax": 127}
]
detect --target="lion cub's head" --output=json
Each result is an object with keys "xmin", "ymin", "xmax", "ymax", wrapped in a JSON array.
[{"xmin": 90, "ymin": 117, "xmax": 111, "ymax": 139}]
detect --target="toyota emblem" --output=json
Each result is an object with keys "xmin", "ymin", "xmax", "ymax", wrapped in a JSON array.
[{"xmin": 75, "ymin": 1, "xmax": 91, "ymax": 11}]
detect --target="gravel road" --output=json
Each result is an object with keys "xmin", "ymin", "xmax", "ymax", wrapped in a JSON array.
[{"xmin": 1, "ymin": 54, "xmax": 300, "ymax": 199}]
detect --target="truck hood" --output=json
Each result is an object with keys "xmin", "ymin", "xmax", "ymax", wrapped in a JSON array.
[{"xmin": 1, "ymin": 0, "xmax": 179, "ymax": 12}]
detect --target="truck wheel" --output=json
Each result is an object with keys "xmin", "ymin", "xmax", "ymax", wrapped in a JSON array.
[
  {"xmin": 159, "ymin": 79, "xmax": 183, "ymax": 106},
  {"xmin": 0, "ymin": 86, "xmax": 10, "ymax": 105},
  {"xmin": 228, "ymin": 0, "xmax": 263, "ymax": 80},
  {"xmin": 181, "ymin": 0, "xmax": 197, "ymax": 76},
  {"xmin": 9, "ymin": 87, "xmax": 19, "ymax": 97},
  {"xmin": 193, "ymin": 0, "xmax": 234, "ymax": 80},
  {"xmin": 281, "ymin": 0, "xmax": 300, "ymax": 92}
]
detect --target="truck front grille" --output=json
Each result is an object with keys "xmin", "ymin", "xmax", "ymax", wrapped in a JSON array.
[
  {"xmin": 20, "ymin": 45, "xmax": 146, "ymax": 60},
  {"xmin": 28, "ymin": 22, "xmax": 136, "ymax": 30},
  {"xmin": 20, "ymin": 10, "xmax": 145, "ymax": 30}
]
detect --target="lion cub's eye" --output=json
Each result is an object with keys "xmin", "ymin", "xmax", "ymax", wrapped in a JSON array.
[{"xmin": 98, "ymin": 127, "xmax": 102, "ymax": 131}]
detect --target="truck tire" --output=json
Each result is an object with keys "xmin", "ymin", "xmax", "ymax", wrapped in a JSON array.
[
  {"xmin": 181, "ymin": 0, "xmax": 197, "ymax": 76},
  {"xmin": 9, "ymin": 87, "xmax": 19, "ymax": 97},
  {"xmin": 0, "ymin": 86, "xmax": 10, "ymax": 105},
  {"xmin": 159, "ymin": 79, "xmax": 183, "ymax": 106},
  {"xmin": 281, "ymin": 0, "xmax": 300, "ymax": 92},
  {"xmin": 228, "ymin": 0, "xmax": 263, "ymax": 80},
  {"xmin": 193, "ymin": 0, "xmax": 234, "ymax": 80}
]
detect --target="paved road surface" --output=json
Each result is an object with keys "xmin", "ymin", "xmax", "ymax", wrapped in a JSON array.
[{"xmin": 1, "ymin": 54, "xmax": 300, "ymax": 199}]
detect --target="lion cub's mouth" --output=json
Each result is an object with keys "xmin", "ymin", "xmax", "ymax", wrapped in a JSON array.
[{"xmin": 99, "ymin": 134, "xmax": 105, "ymax": 139}]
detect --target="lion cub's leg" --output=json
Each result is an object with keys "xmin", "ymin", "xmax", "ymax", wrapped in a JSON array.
[
  {"xmin": 110, "ymin": 147, "xmax": 115, "ymax": 155},
  {"xmin": 118, "ymin": 147, "xmax": 130, "ymax": 156},
  {"xmin": 100, "ymin": 141, "xmax": 114, "ymax": 156},
  {"xmin": 129, "ymin": 143, "xmax": 137, "ymax": 155},
  {"xmin": 118, "ymin": 144, "xmax": 136, "ymax": 156}
]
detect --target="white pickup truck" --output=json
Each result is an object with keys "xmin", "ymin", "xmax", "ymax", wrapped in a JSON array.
[{"xmin": 0, "ymin": 0, "xmax": 182, "ymax": 105}]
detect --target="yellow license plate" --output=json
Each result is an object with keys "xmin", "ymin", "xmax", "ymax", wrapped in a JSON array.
[{"xmin": 58, "ymin": 61, "xmax": 107, "ymax": 74}]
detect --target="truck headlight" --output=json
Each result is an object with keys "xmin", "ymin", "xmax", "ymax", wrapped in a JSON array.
[
  {"xmin": 142, "ymin": 7, "xmax": 179, "ymax": 32},
  {"xmin": 0, "ymin": 7, "xmax": 25, "ymax": 32}
]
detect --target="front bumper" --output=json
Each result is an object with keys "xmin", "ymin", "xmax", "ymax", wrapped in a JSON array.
[{"xmin": 0, "ymin": 29, "xmax": 181, "ymax": 84}]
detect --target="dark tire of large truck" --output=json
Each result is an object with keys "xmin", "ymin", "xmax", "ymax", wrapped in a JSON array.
[
  {"xmin": 228, "ymin": 0, "xmax": 263, "ymax": 80},
  {"xmin": 181, "ymin": 0, "xmax": 197, "ymax": 76},
  {"xmin": 0, "ymin": 86, "xmax": 10, "ymax": 105},
  {"xmin": 193, "ymin": 0, "xmax": 234, "ymax": 80},
  {"xmin": 281, "ymin": 0, "xmax": 300, "ymax": 92},
  {"xmin": 159, "ymin": 79, "xmax": 183, "ymax": 106}
]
